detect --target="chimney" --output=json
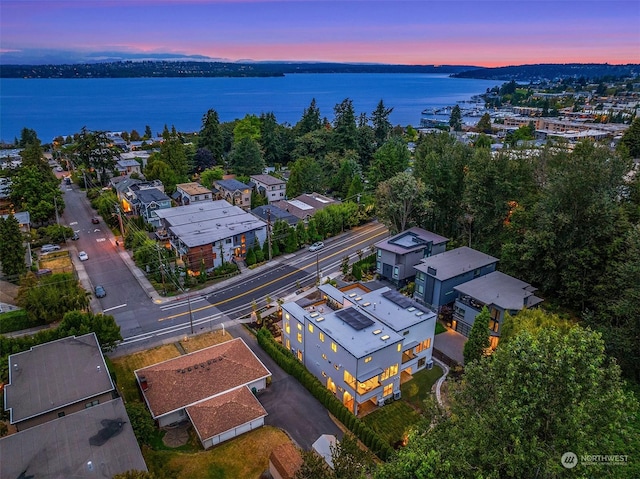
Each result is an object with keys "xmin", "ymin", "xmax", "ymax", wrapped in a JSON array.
[{"xmin": 139, "ymin": 375, "xmax": 149, "ymax": 391}]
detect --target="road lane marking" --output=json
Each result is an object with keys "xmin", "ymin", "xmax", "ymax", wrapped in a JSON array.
[
  {"xmin": 96, "ymin": 238, "xmax": 106, "ymax": 242},
  {"xmin": 103, "ymin": 304, "xmax": 127, "ymax": 313},
  {"xmin": 156, "ymin": 228, "xmax": 388, "ymax": 322}
]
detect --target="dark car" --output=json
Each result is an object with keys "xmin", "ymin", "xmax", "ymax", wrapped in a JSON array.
[
  {"xmin": 36, "ymin": 268, "xmax": 52, "ymax": 277},
  {"xmin": 91, "ymin": 217, "xmax": 100, "ymax": 224},
  {"xmin": 94, "ymin": 285, "xmax": 106, "ymax": 298},
  {"xmin": 71, "ymin": 232, "xmax": 79, "ymax": 240}
]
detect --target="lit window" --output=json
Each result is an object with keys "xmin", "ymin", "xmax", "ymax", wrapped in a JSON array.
[
  {"xmin": 322, "ymin": 353, "xmax": 327, "ymax": 360},
  {"xmin": 364, "ymin": 356, "xmax": 372, "ymax": 363},
  {"xmin": 297, "ymin": 350, "xmax": 303, "ymax": 361},
  {"xmin": 344, "ymin": 370, "xmax": 356, "ymax": 389},
  {"xmin": 285, "ymin": 321, "xmax": 290, "ymax": 334},
  {"xmin": 286, "ymin": 339, "xmax": 290, "ymax": 349},
  {"xmin": 297, "ymin": 323, "xmax": 302, "ymax": 331},
  {"xmin": 319, "ymin": 332, "xmax": 325, "ymax": 342},
  {"xmin": 383, "ymin": 383, "xmax": 393, "ymax": 397},
  {"xmin": 322, "ymin": 371, "xmax": 327, "ymax": 378},
  {"xmin": 397, "ymin": 343, "xmax": 402, "ymax": 352},
  {"xmin": 331, "ymin": 342, "xmax": 337, "ymax": 353},
  {"xmin": 308, "ymin": 323, "xmax": 314, "ymax": 333},
  {"xmin": 285, "ymin": 313, "xmax": 290, "ymax": 320},
  {"xmin": 297, "ymin": 333, "xmax": 302, "ymax": 343}
]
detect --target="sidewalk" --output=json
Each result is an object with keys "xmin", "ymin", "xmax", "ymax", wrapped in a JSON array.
[{"xmin": 111, "ymin": 238, "xmax": 289, "ymax": 307}]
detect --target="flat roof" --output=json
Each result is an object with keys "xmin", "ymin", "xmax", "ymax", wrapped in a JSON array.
[
  {"xmin": 0, "ymin": 398, "xmax": 147, "ymax": 479},
  {"xmin": 454, "ymin": 271, "xmax": 543, "ymax": 311},
  {"xmin": 359, "ymin": 287, "xmax": 436, "ymax": 332},
  {"xmin": 135, "ymin": 338, "xmax": 271, "ymax": 419},
  {"xmin": 5, "ymin": 333, "xmax": 114, "ymax": 424},
  {"xmin": 414, "ymin": 246, "xmax": 498, "ymax": 281},
  {"xmin": 250, "ymin": 174, "xmax": 286, "ymax": 186},
  {"xmin": 375, "ymin": 227, "xmax": 448, "ymax": 254},
  {"xmin": 177, "ymin": 182, "xmax": 211, "ymax": 196}
]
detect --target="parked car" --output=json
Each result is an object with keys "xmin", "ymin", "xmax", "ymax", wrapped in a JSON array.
[
  {"xmin": 64, "ymin": 177, "xmax": 71, "ymax": 185},
  {"xmin": 78, "ymin": 251, "xmax": 89, "ymax": 261},
  {"xmin": 71, "ymin": 232, "xmax": 79, "ymax": 240},
  {"xmin": 94, "ymin": 285, "xmax": 106, "ymax": 298},
  {"xmin": 91, "ymin": 217, "xmax": 100, "ymax": 224},
  {"xmin": 36, "ymin": 268, "xmax": 52, "ymax": 277},
  {"xmin": 309, "ymin": 241, "xmax": 325, "ymax": 252},
  {"xmin": 41, "ymin": 244, "xmax": 61, "ymax": 253}
]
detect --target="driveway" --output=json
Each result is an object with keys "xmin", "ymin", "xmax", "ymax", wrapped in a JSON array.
[{"xmin": 229, "ymin": 323, "xmax": 343, "ymax": 450}]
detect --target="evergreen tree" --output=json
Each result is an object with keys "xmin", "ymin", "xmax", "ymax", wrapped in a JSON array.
[
  {"xmin": 449, "ymin": 104, "xmax": 463, "ymax": 131},
  {"xmin": 159, "ymin": 125, "xmax": 189, "ymax": 181},
  {"xmin": 295, "ymin": 98, "xmax": 322, "ymax": 136},
  {"xmin": 371, "ymin": 99, "xmax": 393, "ymax": 148},
  {"xmin": 0, "ymin": 215, "xmax": 27, "ymax": 280},
  {"xmin": 367, "ymin": 137, "xmax": 410, "ymax": 188},
  {"xmin": 198, "ymin": 109, "xmax": 224, "ymax": 163},
  {"xmin": 619, "ymin": 116, "xmax": 640, "ymax": 158},
  {"xmin": 332, "ymin": 98, "xmax": 358, "ymax": 153},
  {"xmin": 229, "ymin": 137, "xmax": 264, "ymax": 176},
  {"xmin": 463, "ymin": 306, "xmax": 491, "ymax": 364},
  {"xmin": 286, "ymin": 157, "xmax": 324, "ymax": 197},
  {"xmin": 475, "ymin": 113, "xmax": 492, "ymax": 133}
]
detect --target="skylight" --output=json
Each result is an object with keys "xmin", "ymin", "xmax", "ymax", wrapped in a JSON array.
[
  {"xmin": 373, "ymin": 329, "xmax": 382, "ymax": 335},
  {"xmin": 381, "ymin": 335, "xmax": 390, "ymax": 341}
]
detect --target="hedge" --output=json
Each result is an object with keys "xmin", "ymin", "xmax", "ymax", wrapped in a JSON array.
[{"xmin": 256, "ymin": 328, "xmax": 394, "ymax": 461}]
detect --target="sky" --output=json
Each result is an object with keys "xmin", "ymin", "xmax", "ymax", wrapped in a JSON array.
[{"xmin": 1, "ymin": 0, "xmax": 639, "ymax": 66}]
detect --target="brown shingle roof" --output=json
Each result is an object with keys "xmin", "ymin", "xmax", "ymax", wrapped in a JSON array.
[
  {"xmin": 269, "ymin": 443, "xmax": 303, "ymax": 479},
  {"xmin": 187, "ymin": 386, "xmax": 267, "ymax": 441},
  {"xmin": 135, "ymin": 338, "xmax": 270, "ymax": 418}
]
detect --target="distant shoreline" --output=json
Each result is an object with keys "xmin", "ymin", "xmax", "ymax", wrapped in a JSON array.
[{"xmin": 1, "ymin": 61, "xmax": 637, "ymax": 82}]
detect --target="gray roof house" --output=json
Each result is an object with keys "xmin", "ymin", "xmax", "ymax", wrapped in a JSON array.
[
  {"xmin": 131, "ymin": 187, "xmax": 172, "ymax": 228},
  {"xmin": 155, "ymin": 200, "xmax": 267, "ymax": 270},
  {"xmin": 213, "ymin": 178, "xmax": 252, "ymax": 210},
  {"xmin": 251, "ymin": 204, "xmax": 299, "ymax": 226},
  {"xmin": 0, "ymin": 398, "xmax": 147, "ymax": 478},
  {"xmin": 375, "ymin": 227, "xmax": 448, "ymax": 287},
  {"xmin": 413, "ymin": 246, "xmax": 499, "ymax": 310},
  {"xmin": 250, "ymin": 174, "xmax": 287, "ymax": 203},
  {"xmin": 452, "ymin": 271, "xmax": 543, "ymax": 346},
  {"xmin": 116, "ymin": 158, "xmax": 142, "ymax": 176},
  {"xmin": 272, "ymin": 193, "xmax": 339, "ymax": 222},
  {"xmin": 4, "ymin": 333, "xmax": 116, "ymax": 431}
]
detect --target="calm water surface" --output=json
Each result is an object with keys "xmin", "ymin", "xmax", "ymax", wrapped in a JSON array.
[{"xmin": 0, "ymin": 74, "xmax": 499, "ymax": 142}]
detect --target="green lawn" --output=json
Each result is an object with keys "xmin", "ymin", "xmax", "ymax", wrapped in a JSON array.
[
  {"xmin": 435, "ymin": 322, "xmax": 447, "ymax": 334},
  {"xmin": 401, "ymin": 365, "xmax": 444, "ymax": 411},
  {"xmin": 362, "ymin": 401, "xmax": 421, "ymax": 446}
]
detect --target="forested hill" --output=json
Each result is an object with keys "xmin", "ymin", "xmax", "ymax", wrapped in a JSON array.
[
  {"xmin": 452, "ymin": 63, "xmax": 640, "ymax": 81},
  {"xmin": 0, "ymin": 61, "xmax": 475, "ymax": 78}
]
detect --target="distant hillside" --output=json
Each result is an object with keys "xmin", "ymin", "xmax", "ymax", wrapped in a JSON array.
[
  {"xmin": 452, "ymin": 63, "xmax": 640, "ymax": 82},
  {"xmin": 0, "ymin": 61, "xmax": 476, "ymax": 79}
]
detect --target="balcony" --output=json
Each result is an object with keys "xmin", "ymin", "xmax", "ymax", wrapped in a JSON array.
[{"xmin": 457, "ymin": 295, "xmax": 485, "ymax": 311}]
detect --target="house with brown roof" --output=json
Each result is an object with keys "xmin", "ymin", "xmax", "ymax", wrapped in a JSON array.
[
  {"xmin": 272, "ymin": 193, "xmax": 339, "ymax": 222},
  {"xmin": 174, "ymin": 182, "xmax": 213, "ymax": 205},
  {"xmin": 135, "ymin": 337, "xmax": 271, "ymax": 449},
  {"xmin": 250, "ymin": 174, "xmax": 287, "ymax": 203},
  {"xmin": 269, "ymin": 442, "xmax": 303, "ymax": 479}
]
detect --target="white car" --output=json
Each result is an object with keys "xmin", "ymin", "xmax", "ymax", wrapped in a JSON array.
[
  {"xmin": 78, "ymin": 251, "xmax": 89, "ymax": 261},
  {"xmin": 309, "ymin": 242, "xmax": 325, "ymax": 252}
]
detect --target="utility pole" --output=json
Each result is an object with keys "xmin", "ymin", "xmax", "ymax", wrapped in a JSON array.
[
  {"xmin": 116, "ymin": 205, "xmax": 125, "ymax": 239},
  {"xmin": 316, "ymin": 252, "xmax": 320, "ymax": 284},
  {"xmin": 186, "ymin": 289, "xmax": 194, "ymax": 335},
  {"xmin": 157, "ymin": 245, "xmax": 166, "ymax": 296},
  {"xmin": 267, "ymin": 208, "xmax": 272, "ymax": 261}
]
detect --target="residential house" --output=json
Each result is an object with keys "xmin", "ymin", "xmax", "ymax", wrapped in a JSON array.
[
  {"xmin": 174, "ymin": 182, "xmax": 213, "ymax": 205},
  {"xmin": 452, "ymin": 271, "xmax": 543, "ymax": 347},
  {"xmin": 132, "ymin": 187, "xmax": 172, "ymax": 228},
  {"xmin": 4, "ymin": 333, "xmax": 117, "ymax": 431},
  {"xmin": 272, "ymin": 193, "xmax": 339, "ymax": 223},
  {"xmin": 250, "ymin": 174, "xmax": 287, "ymax": 203},
  {"xmin": 0, "ymin": 398, "xmax": 147, "ymax": 478},
  {"xmin": 282, "ymin": 284, "xmax": 436, "ymax": 415},
  {"xmin": 135, "ymin": 338, "xmax": 271, "ymax": 448},
  {"xmin": 116, "ymin": 179, "xmax": 166, "ymax": 215},
  {"xmin": 375, "ymin": 227, "xmax": 448, "ymax": 287},
  {"xmin": 115, "ymin": 158, "xmax": 142, "ymax": 176},
  {"xmin": 251, "ymin": 204, "xmax": 299, "ymax": 227},
  {"xmin": 413, "ymin": 246, "xmax": 499, "ymax": 310},
  {"xmin": 154, "ymin": 200, "xmax": 267, "ymax": 270},
  {"xmin": 213, "ymin": 178, "xmax": 252, "ymax": 210}
]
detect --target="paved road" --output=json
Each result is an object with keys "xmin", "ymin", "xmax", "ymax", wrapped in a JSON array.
[{"xmin": 230, "ymin": 323, "xmax": 343, "ymax": 449}]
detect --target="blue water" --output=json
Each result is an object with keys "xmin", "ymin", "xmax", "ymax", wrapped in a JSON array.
[{"xmin": 0, "ymin": 73, "xmax": 499, "ymax": 142}]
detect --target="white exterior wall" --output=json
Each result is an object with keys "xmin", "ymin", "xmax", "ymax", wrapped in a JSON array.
[
  {"xmin": 398, "ymin": 319, "xmax": 436, "ymax": 373},
  {"xmin": 157, "ymin": 408, "xmax": 187, "ymax": 428},
  {"xmin": 202, "ymin": 417, "xmax": 265, "ymax": 449}
]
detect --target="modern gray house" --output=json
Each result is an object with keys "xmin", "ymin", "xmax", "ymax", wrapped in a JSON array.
[
  {"xmin": 132, "ymin": 187, "xmax": 172, "ymax": 227},
  {"xmin": 375, "ymin": 227, "xmax": 448, "ymax": 287},
  {"xmin": 413, "ymin": 246, "xmax": 499, "ymax": 310},
  {"xmin": 452, "ymin": 271, "xmax": 543, "ymax": 347},
  {"xmin": 282, "ymin": 284, "xmax": 436, "ymax": 415}
]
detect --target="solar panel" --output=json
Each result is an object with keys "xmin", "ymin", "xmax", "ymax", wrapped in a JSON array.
[
  {"xmin": 382, "ymin": 289, "xmax": 413, "ymax": 309},
  {"xmin": 336, "ymin": 308, "xmax": 374, "ymax": 331}
]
